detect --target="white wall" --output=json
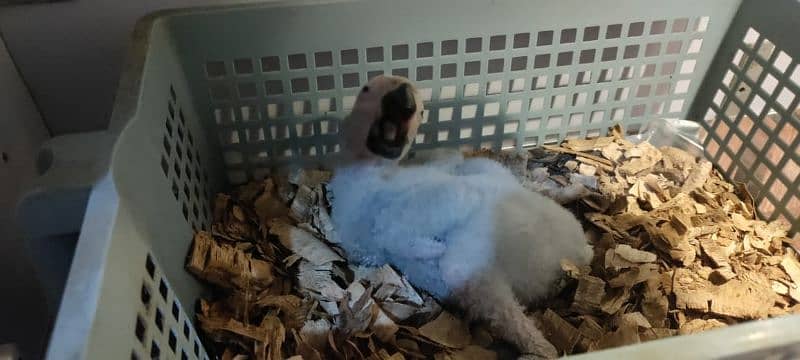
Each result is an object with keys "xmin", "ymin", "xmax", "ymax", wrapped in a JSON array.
[
  {"xmin": 0, "ymin": 34, "xmax": 51, "ymax": 359},
  {"xmin": 0, "ymin": 0, "xmax": 274, "ymax": 135}
]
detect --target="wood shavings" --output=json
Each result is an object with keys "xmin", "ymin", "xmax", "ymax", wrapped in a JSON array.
[
  {"xmin": 565, "ymin": 160, "xmax": 578, "ymax": 171},
  {"xmin": 572, "ymin": 275, "xmax": 606, "ymax": 313},
  {"xmin": 345, "ymin": 281, "xmax": 399, "ymax": 342},
  {"xmin": 789, "ymin": 288, "xmax": 800, "ymax": 303},
  {"xmin": 189, "ymin": 125, "xmax": 799, "ymax": 358},
  {"xmin": 650, "ymin": 222, "xmax": 696, "ymax": 266},
  {"xmin": 332, "ymin": 286, "xmax": 375, "ymax": 341},
  {"xmin": 678, "ymin": 319, "xmax": 727, "ymax": 335},
  {"xmin": 674, "ymin": 268, "xmax": 776, "ymax": 319},
  {"xmin": 310, "ymin": 204, "xmax": 337, "ymax": 243},
  {"xmin": 288, "ymin": 168, "xmax": 332, "ymax": 187},
  {"xmin": 274, "ymin": 176, "xmax": 296, "ymax": 203},
  {"xmin": 187, "ymin": 231, "xmax": 274, "ymax": 291},
  {"xmin": 255, "ymin": 315, "xmax": 286, "ymax": 360},
  {"xmin": 290, "ymin": 185, "xmax": 317, "ymax": 222},
  {"xmin": 212, "ymin": 198, "xmax": 259, "ymax": 242},
  {"xmin": 709, "ymin": 267, "xmax": 737, "ymax": 284},
  {"xmin": 561, "ymin": 258, "xmax": 589, "ymax": 278},
  {"xmin": 418, "ymin": 311, "xmax": 472, "ymax": 349},
  {"xmin": 197, "ymin": 299, "xmax": 259, "ymax": 341},
  {"xmin": 469, "ymin": 324, "xmax": 493, "ymax": 348},
  {"xmin": 639, "ymin": 328, "xmax": 676, "ymax": 342},
  {"xmin": 576, "ymin": 156, "xmax": 614, "ymax": 172},
  {"xmin": 600, "ymin": 287, "xmax": 630, "ymax": 315},
  {"xmin": 563, "ymin": 137, "xmax": 615, "ymax": 152},
  {"xmin": 618, "ymin": 142, "xmax": 662, "ymax": 176},
  {"xmin": 570, "ymin": 173, "xmax": 598, "ymax": 190},
  {"xmin": 601, "ymin": 142, "xmax": 623, "ymax": 163},
  {"xmin": 680, "ymin": 160, "xmax": 712, "ymax": 193},
  {"xmin": 607, "ymin": 263, "xmax": 659, "ymax": 288},
  {"xmin": 188, "ymin": 173, "xmax": 466, "ymax": 359},
  {"xmin": 224, "ymin": 349, "xmax": 251, "ymax": 360},
  {"xmin": 300, "ymin": 319, "xmax": 332, "ymax": 352},
  {"xmin": 628, "ymin": 179, "xmax": 662, "ymax": 209},
  {"xmin": 434, "ymin": 345, "xmax": 497, "ymax": 360},
  {"xmin": 578, "ymin": 163, "xmax": 597, "ymax": 176},
  {"xmin": 296, "ymin": 261, "xmax": 347, "ymax": 315},
  {"xmin": 772, "ymin": 281, "xmax": 790, "ymax": 295},
  {"xmin": 474, "ymin": 125, "xmax": 798, "ymax": 355},
  {"xmin": 252, "ymin": 294, "xmax": 307, "ymax": 330},
  {"xmin": 542, "ymin": 145, "xmax": 614, "ymax": 167},
  {"xmin": 660, "ymin": 146, "xmax": 698, "ymax": 172},
  {"xmin": 711, "ymin": 274, "xmax": 775, "ymax": 319},
  {"xmin": 269, "ymin": 220, "xmax": 343, "ymax": 265},
  {"xmin": 641, "ymin": 279, "xmax": 669, "ymax": 328},
  {"xmin": 380, "ymin": 302, "xmax": 422, "ymax": 323},
  {"xmin": 577, "ymin": 317, "xmax": 603, "ymax": 341},
  {"xmin": 360, "ymin": 265, "xmax": 425, "ymax": 306},
  {"xmin": 616, "ymin": 312, "xmax": 651, "ymax": 329},
  {"xmin": 540, "ymin": 309, "xmax": 580, "ymax": 353},
  {"xmin": 700, "ymin": 240, "xmax": 731, "ymax": 268},
  {"xmin": 780, "ymin": 250, "xmax": 800, "ymax": 285},
  {"xmin": 253, "ymin": 178, "xmax": 289, "ymax": 225},
  {"xmin": 613, "ymin": 244, "xmax": 657, "ymax": 264},
  {"xmin": 395, "ymin": 337, "xmax": 424, "ymax": 358},
  {"xmin": 595, "ymin": 323, "xmax": 640, "ymax": 350}
]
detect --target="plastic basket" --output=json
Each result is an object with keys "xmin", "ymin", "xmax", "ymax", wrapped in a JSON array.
[{"xmin": 31, "ymin": 0, "xmax": 800, "ymax": 358}]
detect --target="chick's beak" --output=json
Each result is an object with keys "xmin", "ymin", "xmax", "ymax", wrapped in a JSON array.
[{"xmin": 366, "ymin": 83, "xmax": 418, "ymax": 159}]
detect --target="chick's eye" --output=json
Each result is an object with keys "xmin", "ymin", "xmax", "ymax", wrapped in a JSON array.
[{"xmin": 362, "ymin": 86, "xmax": 369, "ymax": 93}]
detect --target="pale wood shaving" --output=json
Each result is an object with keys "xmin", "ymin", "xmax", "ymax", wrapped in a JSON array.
[
  {"xmin": 614, "ymin": 244, "xmax": 657, "ymax": 263},
  {"xmin": 616, "ymin": 312, "xmax": 652, "ymax": 329},
  {"xmin": 418, "ymin": 311, "xmax": 472, "ymax": 349},
  {"xmin": 618, "ymin": 142, "xmax": 662, "ymax": 176},
  {"xmin": 680, "ymin": 160, "xmax": 713, "ymax": 193},
  {"xmin": 678, "ymin": 319, "xmax": 727, "ymax": 335},
  {"xmin": 300, "ymin": 319, "xmax": 332, "ymax": 352},
  {"xmin": 595, "ymin": 323, "xmax": 640, "ymax": 350},
  {"xmin": 639, "ymin": 328, "xmax": 676, "ymax": 342},
  {"xmin": 540, "ymin": 309, "xmax": 580, "ymax": 353},
  {"xmin": 345, "ymin": 281, "xmax": 399, "ymax": 342},
  {"xmin": 187, "ymin": 231, "xmax": 274, "ymax": 291},
  {"xmin": 269, "ymin": 220, "xmax": 343, "ymax": 265},
  {"xmin": 607, "ymin": 263, "xmax": 659, "ymax": 288},
  {"xmin": 434, "ymin": 345, "xmax": 497, "ymax": 360},
  {"xmin": 572, "ymin": 275, "xmax": 606, "ymax": 313},
  {"xmin": 780, "ymin": 250, "xmax": 800, "ymax": 285},
  {"xmin": 288, "ymin": 168, "xmax": 332, "ymax": 188}
]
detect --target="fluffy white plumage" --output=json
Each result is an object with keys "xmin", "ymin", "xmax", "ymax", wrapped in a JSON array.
[
  {"xmin": 330, "ymin": 75, "xmax": 591, "ymax": 358},
  {"xmin": 330, "ymin": 154, "xmax": 591, "ymax": 301}
]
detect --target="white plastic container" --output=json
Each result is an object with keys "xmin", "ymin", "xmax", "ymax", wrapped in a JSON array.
[{"xmin": 21, "ymin": 1, "xmax": 800, "ymax": 358}]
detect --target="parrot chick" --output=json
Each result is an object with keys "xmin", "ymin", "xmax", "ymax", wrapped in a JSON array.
[{"xmin": 330, "ymin": 75, "xmax": 591, "ymax": 359}]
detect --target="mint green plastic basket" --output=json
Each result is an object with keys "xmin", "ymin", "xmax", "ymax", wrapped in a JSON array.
[{"xmin": 40, "ymin": 1, "xmax": 800, "ymax": 358}]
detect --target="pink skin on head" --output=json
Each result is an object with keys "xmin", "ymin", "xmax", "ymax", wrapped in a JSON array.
[{"xmin": 341, "ymin": 75, "xmax": 424, "ymax": 164}]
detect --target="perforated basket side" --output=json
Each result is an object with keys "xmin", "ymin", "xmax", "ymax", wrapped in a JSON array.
[
  {"xmin": 57, "ymin": 0, "xmax": 800, "ymax": 359},
  {"xmin": 164, "ymin": 0, "xmax": 740, "ymax": 185},
  {"xmin": 108, "ymin": 16, "xmax": 222, "ymax": 360},
  {"xmin": 690, "ymin": 0, "xmax": 800, "ymax": 238},
  {"xmin": 48, "ymin": 14, "xmax": 215, "ymax": 360}
]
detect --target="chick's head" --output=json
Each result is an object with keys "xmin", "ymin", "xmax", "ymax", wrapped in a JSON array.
[{"xmin": 342, "ymin": 75, "xmax": 424, "ymax": 162}]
